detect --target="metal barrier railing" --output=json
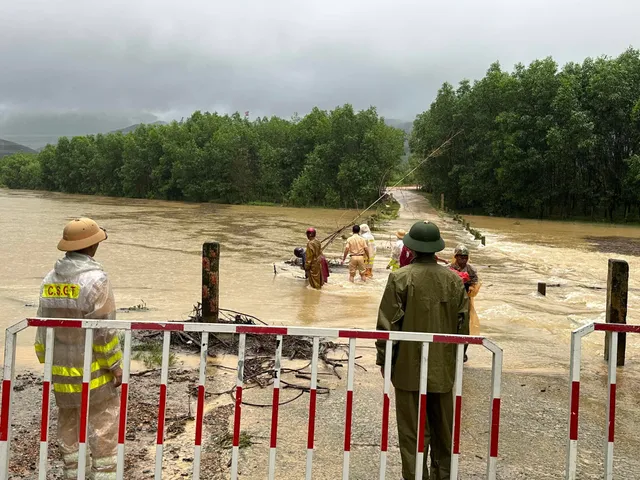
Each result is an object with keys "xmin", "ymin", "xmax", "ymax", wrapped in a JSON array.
[
  {"xmin": 565, "ymin": 322, "xmax": 640, "ymax": 480},
  {"xmin": 0, "ymin": 318, "xmax": 503, "ymax": 480}
]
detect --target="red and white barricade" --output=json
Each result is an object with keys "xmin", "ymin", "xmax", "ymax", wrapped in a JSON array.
[
  {"xmin": 0, "ymin": 318, "xmax": 503, "ymax": 480},
  {"xmin": 566, "ymin": 322, "xmax": 640, "ymax": 480}
]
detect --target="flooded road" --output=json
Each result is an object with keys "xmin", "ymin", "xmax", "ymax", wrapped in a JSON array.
[
  {"xmin": 0, "ymin": 189, "xmax": 388, "ymax": 367},
  {"xmin": 458, "ymin": 211, "xmax": 640, "ymax": 375},
  {"xmin": 4, "ymin": 187, "xmax": 640, "ymax": 478},
  {"xmin": 2, "ymin": 187, "xmax": 640, "ymax": 377}
]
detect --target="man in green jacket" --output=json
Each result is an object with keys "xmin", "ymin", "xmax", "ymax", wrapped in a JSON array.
[{"xmin": 376, "ymin": 221, "xmax": 469, "ymax": 480}]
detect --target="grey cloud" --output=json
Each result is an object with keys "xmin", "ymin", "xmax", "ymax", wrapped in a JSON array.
[{"xmin": 1, "ymin": 0, "xmax": 639, "ymax": 120}]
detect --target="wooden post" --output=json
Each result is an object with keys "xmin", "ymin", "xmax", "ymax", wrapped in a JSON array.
[
  {"xmin": 202, "ymin": 242, "xmax": 220, "ymax": 322},
  {"xmin": 538, "ymin": 282, "xmax": 546, "ymax": 296},
  {"xmin": 604, "ymin": 259, "xmax": 628, "ymax": 366},
  {"xmin": 481, "ymin": 236, "xmax": 486, "ymax": 246},
  {"xmin": 440, "ymin": 193, "xmax": 445, "ymax": 211}
]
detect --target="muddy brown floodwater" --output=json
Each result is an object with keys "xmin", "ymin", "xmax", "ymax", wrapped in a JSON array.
[{"xmin": 2, "ymin": 187, "xmax": 640, "ymax": 479}]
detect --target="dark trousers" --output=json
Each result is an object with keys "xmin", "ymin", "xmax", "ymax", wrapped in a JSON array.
[{"xmin": 395, "ymin": 388, "xmax": 453, "ymax": 480}]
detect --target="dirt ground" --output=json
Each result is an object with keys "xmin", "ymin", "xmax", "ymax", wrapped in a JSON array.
[
  {"xmin": 5, "ymin": 367, "xmax": 233, "ymax": 480},
  {"xmin": 4, "ymin": 341, "xmax": 640, "ymax": 479}
]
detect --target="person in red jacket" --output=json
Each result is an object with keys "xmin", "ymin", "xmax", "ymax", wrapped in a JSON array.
[{"xmin": 400, "ymin": 245, "xmax": 448, "ymax": 267}]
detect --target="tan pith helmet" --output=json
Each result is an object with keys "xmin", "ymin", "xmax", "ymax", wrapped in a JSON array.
[{"xmin": 57, "ymin": 218, "xmax": 107, "ymax": 252}]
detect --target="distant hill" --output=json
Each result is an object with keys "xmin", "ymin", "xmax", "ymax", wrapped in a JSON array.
[
  {"xmin": 0, "ymin": 138, "xmax": 37, "ymax": 158},
  {"xmin": 0, "ymin": 112, "xmax": 162, "ymax": 149},
  {"xmin": 384, "ymin": 118, "xmax": 413, "ymax": 133},
  {"xmin": 111, "ymin": 121, "xmax": 168, "ymax": 134}
]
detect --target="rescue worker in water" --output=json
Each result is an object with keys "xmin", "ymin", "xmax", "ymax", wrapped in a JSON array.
[
  {"xmin": 449, "ymin": 244, "xmax": 480, "ymax": 363},
  {"xmin": 376, "ymin": 221, "xmax": 469, "ymax": 480},
  {"xmin": 305, "ymin": 228, "xmax": 324, "ymax": 289},
  {"xmin": 35, "ymin": 218, "xmax": 122, "ymax": 480}
]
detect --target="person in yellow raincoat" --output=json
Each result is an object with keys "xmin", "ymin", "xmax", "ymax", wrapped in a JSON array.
[
  {"xmin": 449, "ymin": 244, "xmax": 481, "ymax": 362},
  {"xmin": 304, "ymin": 228, "xmax": 324, "ymax": 289},
  {"xmin": 35, "ymin": 218, "xmax": 122, "ymax": 480},
  {"xmin": 386, "ymin": 230, "xmax": 406, "ymax": 271}
]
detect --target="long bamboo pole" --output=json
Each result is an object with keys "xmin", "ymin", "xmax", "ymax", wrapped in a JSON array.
[{"xmin": 320, "ymin": 131, "xmax": 462, "ymax": 251}]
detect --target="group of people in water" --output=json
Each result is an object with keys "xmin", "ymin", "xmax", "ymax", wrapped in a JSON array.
[
  {"xmin": 297, "ymin": 223, "xmax": 378, "ymax": 287},
  {"xmin": 300, "ymin": 223, "xmax": 480, "ymax": 299},
  {"xmin": 301, "ymin": 221, "xmax": 482, "ymax": 359},
  {"xmin": 302, "ymin": 220, "xmax": 483, "ymax": 479}
]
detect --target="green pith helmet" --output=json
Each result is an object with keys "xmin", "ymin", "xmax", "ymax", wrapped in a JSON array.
[{"xmin": 403, "ymin": 221, "xmax": 445, "ymax": 253}]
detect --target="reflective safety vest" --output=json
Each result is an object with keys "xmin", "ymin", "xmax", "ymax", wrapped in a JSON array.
[{"xmin": 35, "ymin": 252, "xmax": 121, "ymax": 408}]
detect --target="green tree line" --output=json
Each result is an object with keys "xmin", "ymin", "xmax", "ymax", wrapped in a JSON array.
[
  {"xmin": 0, "ymin": 104, "xmax": 405, "ymax": 208},
  {"xmin": 411, "ymin": 48, "xmax": 640, "ymax": 221}
]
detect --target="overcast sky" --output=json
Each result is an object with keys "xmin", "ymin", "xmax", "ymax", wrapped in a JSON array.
[{"xmin": 1, "ymin": 0, "xmax": 639, "ymax": 121}]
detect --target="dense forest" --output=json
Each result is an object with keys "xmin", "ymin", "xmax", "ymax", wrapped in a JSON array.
[
  {"xmin": 0, "ymin": 105, "xmax": 405, "ymax": 208},
  {"xmin": 411, "ymin": 48, "xmax": 640, "ymax": 221}
]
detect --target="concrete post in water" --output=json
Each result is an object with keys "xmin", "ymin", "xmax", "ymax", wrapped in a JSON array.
[
  {"xmin": 202, "ymin": 242, "xmax": 220, "ymax": 322},
  {"xmin": 440, "ymin": 193, "xmax": 445, "ymax": 211},
  {"xmin": 537, "ymin": 282, "xmax": 546, "ymax": 296},
  {"xmin": 604, "ymin": 259, "xmax": 628, "ymax": 366},
  {"xmin": 481, "ymin": 236, "xmax": 486, "ymax": 246}
]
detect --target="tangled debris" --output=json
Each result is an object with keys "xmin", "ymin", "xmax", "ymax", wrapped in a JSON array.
[{"xmin": 133, "ymin": 304, "xmax": 353, "ymax": 407}]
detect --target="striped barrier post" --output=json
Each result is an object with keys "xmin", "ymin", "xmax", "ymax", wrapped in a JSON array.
[
  {"xmin": 565, "ymin": 322, "xmax": 640, "ymax": 479},
  {"xmin": 1, "ymin": 318, "xmax": 504, "ymax": 480},
  {"xmin": 268, "ymin": 335, "xmax": 283, "ymax": 480},
  {"xmin": 378, "ymin": 340, "xmax": 392, "ymax": 478},
  {"xmin": 487, "ymin": 337, "xmax": 502, "ymax": 478},
  {"xmin": 305, "ymin": 337, "xmax": 320, "ymax": 480},
  {"xmin": 116, "ymin": 330, "xmax": 132, "ymax": 480},
  {"xmin": 192, "ymin": 331, "xmax": 208, "ymax": 480},
  {"xmin": 451, "ymin": 343, "xmax": 465, "ymax": 479},
  {"xmin": 154, "ymin": 331, "xmax": 171, "ymax": 480},
  {"xmin": 414, "ymin": 342, "xmax": 430, "ymax": 479},
  {"xmin": 604, "ymin": 331, "xmax": 617, "ymax": 479},
  {"xmin": 230, "ymin": 333, "xmax": 246, "ymax": 480},
  {"xmin": 342, "ymin": 338, "xmax": 356, "ymax": 480},
  {"xmin": 37, "ymin": 327, "xmax": 54, "ymax": 480},
  {"xmin": 77, "ymin": 328, "xmax": 94, "ymax": 480},
  {"xmin": 0, "ymin": 323, "xmax": 20, "ymax": 480}
]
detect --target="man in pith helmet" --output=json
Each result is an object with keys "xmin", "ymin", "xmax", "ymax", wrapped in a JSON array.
[
  {"xmin": 376, "ymin": 220, "xmax": 469, "ymax": 480},
  {"xmin": 35, "ymin": 217, "xmax": 122, "ymax": 480}
]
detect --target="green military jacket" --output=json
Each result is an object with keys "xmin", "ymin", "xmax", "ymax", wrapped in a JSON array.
[{"xmin": 376, "ymin": 256, "xmax": 469, "ymax": 393}]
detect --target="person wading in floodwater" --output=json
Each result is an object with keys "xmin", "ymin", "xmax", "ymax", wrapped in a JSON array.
[
  {"xmin": 304, "ymin": 227, "xmax": 324, "ymax": 289},
  {"xmin": 360, "ymin": 223, "xmax": 376, "ymax": 278},
  {"xmin": 376, "ymin": 221, "xmax": 468, "ymax": 480},
  {"xmin": 387, "ymin": 229, "xmax": 406, "ymax": 271},
  {"xmin": 449, "ymin": 244, "xmax": 480, "ymax": 362},
  {"xmin": 341, "ymin": 225, "xmax": 369, "ymax": 282},
  {"xmin": 35, "ymin": 217, "xmax": 122, "ymax": 480}
]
